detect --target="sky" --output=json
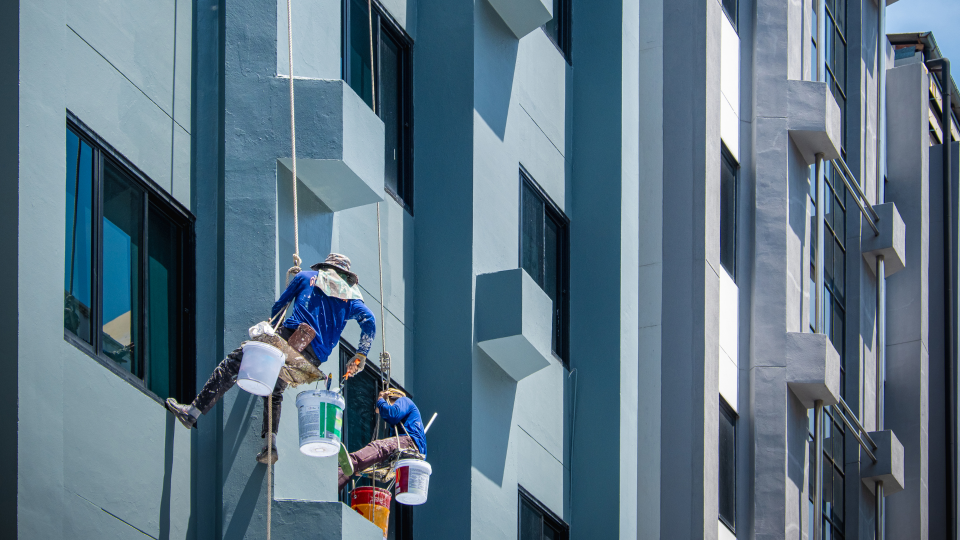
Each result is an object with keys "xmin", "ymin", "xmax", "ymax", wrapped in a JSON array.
[{"xmin": 887, "ymin": 0, "xmax": 960, "ymax": 65}]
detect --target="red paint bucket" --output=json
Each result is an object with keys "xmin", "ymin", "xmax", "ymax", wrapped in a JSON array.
[
  {"xmin": 351, "ymin": 487, "xmax": 391, "ymax": 538},
  {"xmin": 394, "ymin": 459, "xmax": 432, "ymax": 505}
]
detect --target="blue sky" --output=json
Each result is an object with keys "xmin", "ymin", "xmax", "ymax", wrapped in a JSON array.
[{"xmin": 887, "ymin": 0, "xmax": 960, "ymax": 65}]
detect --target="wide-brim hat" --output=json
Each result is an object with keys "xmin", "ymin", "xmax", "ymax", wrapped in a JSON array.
[
  {"xmin": 310, "ymin": 253, "xmax": 359, "ymax": 286},
  {"xmin": 383, "ymin": 388, "xmax": 407, "ymax": 399}
]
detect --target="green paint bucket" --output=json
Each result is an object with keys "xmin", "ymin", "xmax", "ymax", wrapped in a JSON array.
[{"xmin": 296, "ymin": 389, "xmax": 345, "ymax": 457}]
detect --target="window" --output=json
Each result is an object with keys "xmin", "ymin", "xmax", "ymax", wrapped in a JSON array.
[
  {"xmin": 338, "ymin": 341, "xmax": 413, "ymax": 540},
  {"xmin": 543, "ymin": 0, "xmax": 571, "ymax": 63},
  {"xmin": 808, "ymin": 406, "xmax": 846, "ymax": 539},
  {"xmin": 519, "ymin": 487, "xmax": 569, "ymax": 540},
  {"xmin": 719, "ymin": 398, "xmax": 737, "ymax": 532},
  {"xmin": 823, "ymin": 0, "xmax": 846, "ymax": 149},
  {"xmin": 720, "ymin": 147, "xmax": 738, "ymax": 279},
  {"xmin": 64, "ymin": 119, "xmax": 195, "ymax": 402},
  {"xmin": 344, "ymin": 0, "xmax": 414, "ymax": 210},
  {"xmin": 721, "ymin": 0, "xmax": 737, "ymax": 31},
  {"xmin": 519, "ymin": 170, "xmax": 569, "ymax": 364}
]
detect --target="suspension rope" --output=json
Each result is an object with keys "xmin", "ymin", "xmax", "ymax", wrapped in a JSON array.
[
  {"xmin": 286, "ymin": 0, "xmax": 301, "ymax": 276},
  {"xmin": 267, "ymin": 397, "xmax": 273, "ymax": 540}
]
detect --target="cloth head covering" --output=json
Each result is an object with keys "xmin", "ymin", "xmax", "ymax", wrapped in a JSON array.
[
  {"xmin": 310, "ymin": 253, "xmax": 359, "ymax": 286},
  {"xmin": 311, "ymin": 268, "xmax": 364, "ymax": 301}
]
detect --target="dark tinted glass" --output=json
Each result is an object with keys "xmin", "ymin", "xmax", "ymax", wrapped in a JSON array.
[
  {"xmin": 722, "ymin": 0, "xmax": 737, "ymax": 29},
  {"xmin": 342, "ymin": 350, "xmax": 379, "ymax": 453},
  {"xmin": 521, "ymin": 181, "xmax": 544, "ymax": 284},
  {"xmin": 543, "ymin": 523, "xmax": 561, "ymax": 540},
  {"xmin": 720, "ymin": 151, "xmax": 737, "ymax": 278},
  {"xmin": 102, "ymin": 162, "xmax": 144, "ymax": 376},
  {"xmin": 65, "ymin": 129, "xmax": 95, "ymax": 343},
  {"xmin": 543, "ymin": 0, "xmax": 570, "ymax": 60},
  {"xmin": 519, "ymin": 499, "xmax": 540, "ymax": 540},
  {"xmin": 348, "ymin": 0, "xmax": 374, "ymax": 108},
  {"xmin": 718, "ymin": 401, "xmax": 736, "ymax": 529},
  {"xmin": 148, "ymin": 206, "xmax": 181, "ymax": 399},
  {"xmin": 381, "ymin": 32, "xmax": 401, "ymax": 195}
]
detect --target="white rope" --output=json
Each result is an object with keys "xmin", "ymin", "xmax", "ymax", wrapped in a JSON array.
[
  {"xmin": 376, "ymin": 203, "xmax": 387, "ymax": 370},
  {"xmin": 267, "ymin": 397, "xmax": 273, "ymax": 540},
  {"xmin": 286, "ymin": 0, "xmax": 301, "ymax": 276}
]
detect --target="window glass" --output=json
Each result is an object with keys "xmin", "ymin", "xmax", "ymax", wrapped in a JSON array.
[
  {"xmin": 381, "ymin": 32, "xmax": 401, "ymax": 196},
  {"xmin": 148, "ymin": 206, "xmax": 182, "ymax": 399},
  {"xmin": 64, "ymin": 130, "xmax": 94, "ymax": 343},
  {"xmin": 519, "ymin": 174, "xmax": 568, "ymax": 362},
  {"xmin": 63, "ymin": 122, "xmax": 194, "ymax": 402},
  {"xmin": 720, "ymin": 150, "xmax": 737, "ymax": 278},
  {"xmin": 519, "ymin": 490, "xmax": 568, "ymax": 540},
  {"xmin": 521, "ymin": 181, "xmax": 544, "ymax": 283},
  {"xmin": 721, "ymin": 0, "xmax": 737, "ymax": 29},
  {"xmin": 719, "ymin": 399, "xmax": 736, "ymax": 530},
  {"xmin": 348, "ymin": 0, "xmax": 374, "ymax": 108},
  {"xmin": 543, "ymin": 0, "xmax": 571, "ymax": 61},
  {"xmin": 102, "ymin": 162, "xmax": 144, "ymax": 376}
]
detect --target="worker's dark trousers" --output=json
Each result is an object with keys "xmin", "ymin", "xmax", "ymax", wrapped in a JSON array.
[
  {"xmin": 337, "ymin": 435, "xmax": 417, "ymax": 489},
  {"xmin": 193, "ymin": 327, "xmax": 316, "ymax": 438}
]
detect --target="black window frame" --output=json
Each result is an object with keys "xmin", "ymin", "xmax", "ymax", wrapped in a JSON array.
[
  {"xmin": 519, "ymin": 168, "xmax": 570, "ymax": 366},
  {"xmin": 720, "ymin": 145, "xmax": 738, "ymax": 280},
  {"xmin": 337, "ymin": 339, "xmax": 414, "ymax": 540},
  {"xmin": 518, "ymin": 486, "xmax": 570, "ymax": 540},
  {"xmin": 63, "ymin": 114, "xmax": 196, "ymax": 404},
  {"xmin": 718, "ymin": 396, "xmax": 737, "ymax": 533},
  {"xmin": 543, "ymin": 0, "xmax": 572, "ymax": 64},
  {"xmin": 342, "ymin": 0, "xmax": 415, "ymax": 213}
]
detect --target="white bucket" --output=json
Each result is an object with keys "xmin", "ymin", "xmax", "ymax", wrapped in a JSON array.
[
  {"xmin": 237, "ymin": 341, "xmax": 285, "ymax": 396},
  {"xmin": 394, "ymin": 459, "xmax": 432, "ymax": 505},
  {"xmin": 296, "ymin": 390, "xmax": 345, "ymax": 457}
]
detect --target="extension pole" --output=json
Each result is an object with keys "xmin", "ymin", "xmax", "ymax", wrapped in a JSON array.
[{"xmin": 814, "ymin": 400, "xmax": 824, "ymax": 540}]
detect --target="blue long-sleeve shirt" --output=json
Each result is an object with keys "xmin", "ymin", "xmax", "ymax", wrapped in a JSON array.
[
  {"xmin": 377, "ymin": 397, "xmax": 427, "ymax": 457},
  {"xmin": 270, "ymin": 271, "xmax": 376, "ymax": 363}
]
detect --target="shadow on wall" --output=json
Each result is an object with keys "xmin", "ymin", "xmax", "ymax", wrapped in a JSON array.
[
  {"xmin": 278, "ymin": 166, "xmax": 335, "ymax": 281},
  {"xmin": 475, "ymin": 0, "xmax": 518, "ymax": 141},
  {"xmin": 223, "ymin": 465, "xmax": 269, "ymax": 540},
  {"xmin": 472, "ymin": 347, "xmax": 518, "ymax": 487}
]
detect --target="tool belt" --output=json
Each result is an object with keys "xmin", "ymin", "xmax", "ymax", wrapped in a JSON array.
[{"xmin": 251, "ymin": 322, "xmax": 326, "ymax": 387}]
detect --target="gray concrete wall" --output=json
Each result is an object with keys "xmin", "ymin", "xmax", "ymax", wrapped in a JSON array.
[
  {"xmin": 657, "ymin": 0, "xmax": 721, "ymax": 536},
  {"xmin": 885, "ymin": 60, "xmax": 932, "ymax": 540},
  {"xmin": 17, "ymin": 0, "xmax": 197, "ymax": 538}
]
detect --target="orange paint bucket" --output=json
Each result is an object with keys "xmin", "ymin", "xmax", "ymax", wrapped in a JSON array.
[{"xmin": 351, "ymin": 487, "xmax": 391, "ymax": 538}]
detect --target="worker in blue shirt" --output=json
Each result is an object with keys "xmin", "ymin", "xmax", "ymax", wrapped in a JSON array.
[
  {"xmin": 165, "ymin": 253, "xmax": 376, "ymax": 464},
  {"xmin": 337, "ymin": 388, "xmax": 427, "ymax": 489}
]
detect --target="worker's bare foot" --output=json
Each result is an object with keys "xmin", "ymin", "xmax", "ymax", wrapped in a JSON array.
[
  {"xmin": 165, "ymin": 398, "xmax": 197, "ymax": 429},
  {"xmin": 256, "ymin": 444, "xmax": 279, "ymax": 465}
]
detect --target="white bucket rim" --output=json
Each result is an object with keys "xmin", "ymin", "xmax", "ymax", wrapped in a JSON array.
[
  {"xmin": 395, "ymin": 458, "xmax": 431, "ymax": 474},
  {"xmin": 296, "ymin": 389, "xmax": 345, "ymax": 407},
  {"xmin": 241, "ymin": 340, "xmax": 285, "ymax": 358}
]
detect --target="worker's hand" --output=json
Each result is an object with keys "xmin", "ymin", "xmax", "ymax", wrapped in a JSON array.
[
  {"xmin": 344, "ymin": 353, "xmax": 366, "ymax": 378},
  {"xmin": 378, "ymin": 390, "xmax": 390, "ymax": 401}
]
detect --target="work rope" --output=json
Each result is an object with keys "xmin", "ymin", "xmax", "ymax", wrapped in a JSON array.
[
  {"xmin": 286, "ymin": 0, "xmax": 302, "ymax": 280},
  {"xmin": 267, "ymin": 397, "xmax": 273, "ymax": 540}
]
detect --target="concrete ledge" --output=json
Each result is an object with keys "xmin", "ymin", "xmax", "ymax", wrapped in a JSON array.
[
  {"xmin": 787, "ymin": 80, "xmax": 843, "ymax": 164},
  {"xmin": 476, "ymin": 269, "xmax": 554, "ymax": 381},
  {"xmin": 486, "ymin": 0, "xmax": 552, "ymax": 39},
  {"xmin": 860, "ymin": 430, "xmax": 905, "ymax": 496},
  {"xmin": 862, "ymin": 202, "xmax": 906, "ymax": 277},
  {"xmin": 272, "ymin": 500, "xmax": 383, "ymax": 539},
  {"xmin": 277, "ymin": 80, "xmax": 384, "ymax": 212},
  {"xmin": 785, "ymin": 332, "xmax": 841, "ymax": 408}
]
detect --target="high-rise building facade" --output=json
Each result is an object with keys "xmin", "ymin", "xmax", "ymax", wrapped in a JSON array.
[{"xmin": 3, "ymin": 0, "xmax": 958, "ymax": 538}]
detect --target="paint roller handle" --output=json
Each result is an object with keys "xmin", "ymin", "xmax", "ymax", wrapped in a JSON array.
[{"xmin": 424, "ymin": 412, "xmax": 438, "ymax": 433}]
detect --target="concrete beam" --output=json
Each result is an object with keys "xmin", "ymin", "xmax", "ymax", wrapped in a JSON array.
[
  {"xmin": 485, "ymin": 0, "xmax": 552, "ymax": 39},
  {"xmin": 861, "ymin": 430, "xmax": 906, "ymax": 496},
  {"xmin": 277, "ymin": 80, "xmax": 385, "ymax": 213},
  {"xmin": 862, "ymin": 202, "xmax": 907, "ymax": 277},
  {"xmin": 476, "ymin": 269, "xmax": 554, "ymax": 381},
  {"xmin": 787, "ymin": 80, "xmax": 843, "ymax": 164},
  {"xmin": 785, "ymin": 332, "xmax": 841, "ymax": 408}
]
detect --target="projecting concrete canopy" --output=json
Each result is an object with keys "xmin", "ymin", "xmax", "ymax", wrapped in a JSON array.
[
  {"xmin": 861, "ymin": 430, "xmax": 906, "ymax": 496},
  {"xmin": 486, "ymin": 0, "xmax": 552, "ymax": 39},
  {"xmin": 787, "ymin": 80, "xmax": 843, "ymax": 164},
  {"xmin": 475, "ymin": 269, "xmax": 554, "ymax": 381},
  {"xmin": 862, "ymin": 202, "xmax": 907, "ymax": 277},
  {"xmin": 277, "ymin": 80, "xmax": 384, "ymax": 213},
  {"xmin": 785, "ymin": 332, "xmax": 841, "ymax": 408}
]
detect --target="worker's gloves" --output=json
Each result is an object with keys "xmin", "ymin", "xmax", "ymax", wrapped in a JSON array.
[{"xmin": 345, "ymin": 353, "xmax": 366, "ymax": 378}]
